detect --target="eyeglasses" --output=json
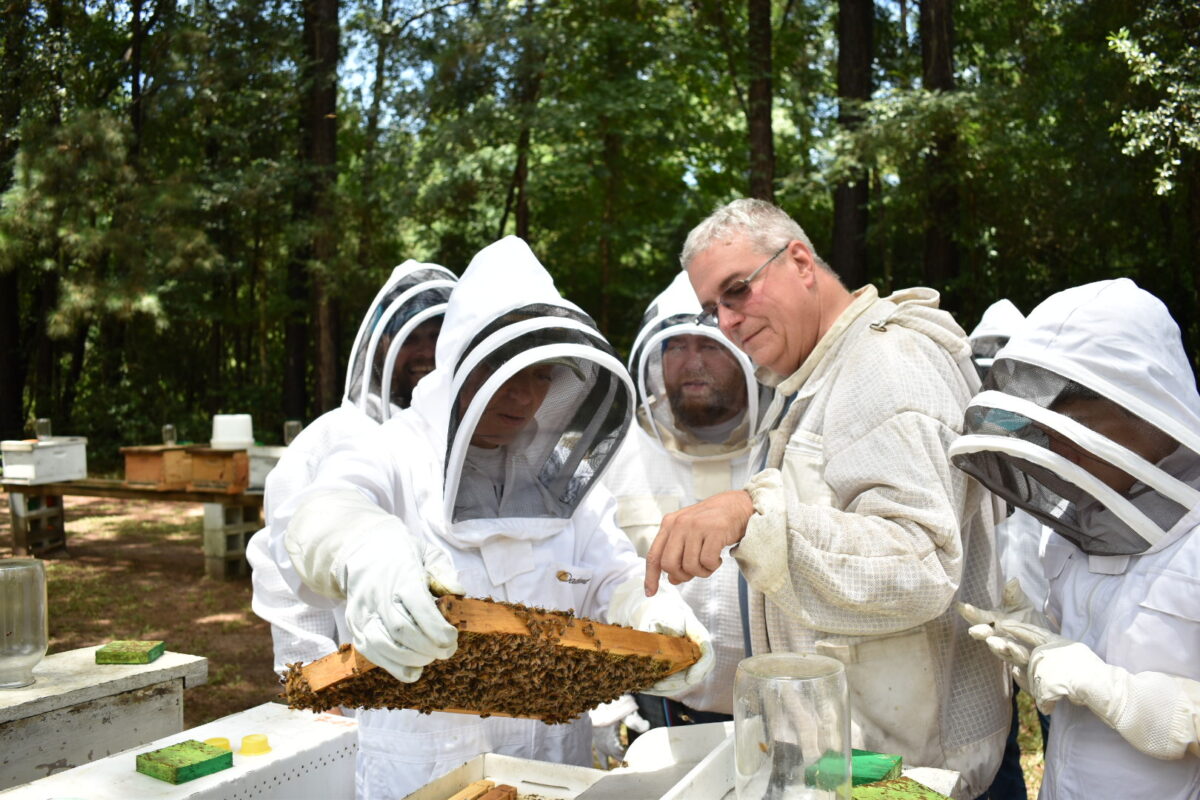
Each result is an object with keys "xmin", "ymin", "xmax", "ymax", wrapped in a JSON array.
[{"xmin": 694, "ymin": 243, "xmax": 789, "ymax": 327}]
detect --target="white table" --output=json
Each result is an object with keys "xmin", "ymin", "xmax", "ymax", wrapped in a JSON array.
[
  {"xmin": 0, "ymin": 646, "xmax": 207, "ymax": 789},
  {"xmin": 2, "ymin": 703, "xmax": 357, "ymax": 799}
]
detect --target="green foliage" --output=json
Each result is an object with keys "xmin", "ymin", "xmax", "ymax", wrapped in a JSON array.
[
  {"xmin": 1, "ymin": 0, "xmax": 1196, "ymax": 457},
  {"xmin": 1107, "ymin": 1, "xmax": 1200, "ymax": 196}
]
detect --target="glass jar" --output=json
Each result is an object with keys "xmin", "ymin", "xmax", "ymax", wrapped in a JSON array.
[
  {"xmin": 0, "ymin": 558, "xmax": 49, "ymax": 689},
  {"xmin": 734, "ymin": 653, "xmax": 851, "ymax": 799}
]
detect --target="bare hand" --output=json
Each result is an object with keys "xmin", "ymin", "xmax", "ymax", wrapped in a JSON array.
[{"xmin": 644, "ymin": 490, "xmax": 755, "ymax": 596}]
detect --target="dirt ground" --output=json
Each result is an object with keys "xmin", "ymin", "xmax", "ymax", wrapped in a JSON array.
[{"xmin": 0, "ymin": 493, "xmax": 280, "ymax": 727}]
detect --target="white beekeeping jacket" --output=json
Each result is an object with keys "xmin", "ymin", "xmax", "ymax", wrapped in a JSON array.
[
  {"xmin": 737, "ymin": 285, "xmax": 1009, "ymax": 799},
  {"xmin": 247, "ymin": 260, "xmax": 454, "ymax": 675},
  {"xmin": 967, "ymin": 300, "xmax": 1051, "ymax": 613},
  {"xmin": 949, "ymin": 278, "xmax": 1200, "ymax": 799},
  {"xmin": 276, "ymin": 236, "xmax": 644, "ymax": 799},
  {"xmin": 604, "ymin": 271, "xmax": 770, "ymax": 714}
]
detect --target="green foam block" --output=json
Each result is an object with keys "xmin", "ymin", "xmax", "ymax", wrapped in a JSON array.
[
  {"xmin": 850, "ymin": 748, "xmax": 903, "ymax": 786},
  {"xmin": 136, "ymin": 740, "xmax": 233, "ymax": 784},
  {"xmin": 96, "ymin": 640, "xmax": 166, "ymax": 664},
  {"xmin": 804, "ymin": 748, "xmax": 902, "ymax": 789},
  {"xmin": 852, "ymin": 777, "xmax": 951, "ymax": 799}
]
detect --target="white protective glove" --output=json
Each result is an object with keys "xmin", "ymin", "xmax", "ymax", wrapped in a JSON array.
[
  {"xmin": 956, "ymin": 578, "xmax": 1047, "ymax": 695},
  {"xmin": 606, "ymin": 575, "xmax": 714, "ymax": 695},
  {"xmin": 985, "ymin": 619, "xmax": 1200, "ymax": 761},
  {"xmin": 285, "ymin": 489, "xmax": 465, "ymax": 682},
  {"xmin": 589, "ymin": 694, "xmax": 647, "ymax": 766}
]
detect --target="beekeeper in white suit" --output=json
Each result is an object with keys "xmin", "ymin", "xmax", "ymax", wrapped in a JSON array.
[
  {"xmin": 953, "ymin": 278, "xmax": 1200, "ymax": 799},
  {"xmin": 247, "ymin": 262, "xmax": 456, "ymax": 675},
  {"xmin": 646, "ymin": 198, "xmax": 1008, "ymax": 799},
  {"xmin": 591, "ymin": 271, "xmax": 772, "ymax": 758},
  {"xmin": 968, "ymin": 299, "xmax": 1052, "ymax": 800},
  {"xmin": 279, "ymin": 236, "xmax": 713, "ymax": 798}
]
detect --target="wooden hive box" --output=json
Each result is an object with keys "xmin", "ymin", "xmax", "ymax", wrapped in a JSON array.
[
  {"xmin": 284, "ymin": 595, "xmax": 700, "ymax": 724},
  {"xmin": 186, "ymin": 447, "xmax": 249, "ymax": 494},
  {"xmin": 122, "ymin": 445, "xmax": 192, "ymax": 491}
]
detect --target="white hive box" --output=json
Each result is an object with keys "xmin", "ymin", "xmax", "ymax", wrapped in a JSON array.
[
  {"xmin": 1, "ymin": 702, "xmax": 358, "ymax": 799},
  {"xmin": 248, "ymin": 445, "xmax": 287, "ymax": 490},
  {"xmin": 0, "ymin": 437, "xmax": 87, "ymax": 484},
  {"xmin": 403, "ymin": 722, "xmax": 734, "ymax": 800}
]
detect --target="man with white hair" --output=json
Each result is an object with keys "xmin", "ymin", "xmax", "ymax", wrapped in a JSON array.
[{"xmin": 645, "ymin": 198, "xmax": 1009, "ymax": 798}]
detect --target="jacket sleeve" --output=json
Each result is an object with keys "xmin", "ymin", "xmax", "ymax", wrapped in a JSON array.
[{"xmin": 735, "ymin": 329, "xmax": 979, "ymax": 636}]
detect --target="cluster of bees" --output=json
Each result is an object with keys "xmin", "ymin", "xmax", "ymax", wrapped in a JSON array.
[{"xmin": 283, "ymin": 598, "xmax": 672, "ymax": 723}]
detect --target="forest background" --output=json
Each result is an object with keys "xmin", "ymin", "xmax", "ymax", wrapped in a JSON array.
[{"xmin": 1, "ymin": 0, "xmax": 1197, "ymax": 462}]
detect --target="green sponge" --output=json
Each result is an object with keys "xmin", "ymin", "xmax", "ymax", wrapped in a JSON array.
[
  {"xmin": 96, "ymin": 640, "xmax": 165, "ymax": 664},
  {"xmin": 804, "ymin": 748, "xmax": 903, "ymax": 789},
  {"xmin": 136, "ymin": 740, "xmax": 233, "ymax": 784},
  {"xmin": 850, "ymin": 749, "xmax": 903, "ymax": 785},
  {"xmin": 852, "ymin": 777, "xmax": 951, "ymax": 799}
]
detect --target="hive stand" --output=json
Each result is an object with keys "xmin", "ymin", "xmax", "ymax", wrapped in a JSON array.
[
  {"xmin": 202, "ymin": 501, "xmax": 261, "ymax": 580},
  {"xmin": 8, "ymin": 492, "xmax": 67, "ymax": 554}
]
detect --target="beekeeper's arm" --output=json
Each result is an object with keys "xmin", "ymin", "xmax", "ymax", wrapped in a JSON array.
[
  {"xmin": 967, "ymin": 618, "xmax": 1200, "ymax": 761},
  {"xmin": 649, "ymin": 347, "xmax": 971, "ymax": 635},
  {"xmin": 581, "ymin": 486, "xmax": 714, "ymax": 695},
  {"xmin": 283, "ymin": 441, "xmax": 463, "ymax": 682}
]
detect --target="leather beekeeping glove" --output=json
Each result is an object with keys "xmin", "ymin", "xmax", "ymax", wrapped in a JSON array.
[
  {"xmin": 991, "ymin": 619, "xmax": 1200, "ymax": 760},
  {"xmin": 606, "ymin": 575, "xmax": 714, "ymax": 696},
  {"xmin": 286, "ymin": 489, "xmax": 464, "ymax": 682}
]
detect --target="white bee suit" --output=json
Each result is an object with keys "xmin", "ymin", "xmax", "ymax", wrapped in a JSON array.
[
  {"xmin": 968, "ymin": 300, "xmax": 1052, "ymax": 615},
  {"xmin": 950, "ymin": 279, "xmax": 1200, "ymax": 800},
  {"xmin": 737, "ymin": 285, "xmax": 1009, "ymax": 799},
  {"xmin": 246, "ymin": 261, "xmax": 454, "ymax": 675},
  {"xmin": 603, "ymin": 271, "xmax": 769, "ymax": 714},
  {"xmin": 281, "ymin": 237, "xmax": 709, "ymax": 799}
]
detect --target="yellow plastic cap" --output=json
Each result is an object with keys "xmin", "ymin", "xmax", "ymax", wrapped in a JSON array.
[
  {"xmin": 203, "ymin": 737, "xmax": 231, "ymax": 751},
  {"xmin": 239, "ymin": 733, "xmax": 271, "ymax": 755}
]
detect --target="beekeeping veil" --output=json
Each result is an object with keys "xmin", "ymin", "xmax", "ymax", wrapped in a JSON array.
[
  {"xmin": 968, "ymin": 299, "xmax": 1024, "ymax": 378},
  {"xmin": 627, "ymin": 271, "xmax": 772, "ymax": 458},
  {"xmin": 950, "ymin": 279, "xmax": 1200, "ymax": 557},
  {"xmin": 410, "ymin": 236, "xmax": 633, "ymax": 526},
  {"xmin": 342, "ymin": 260, "xmax": 456, "ymax": 422}
]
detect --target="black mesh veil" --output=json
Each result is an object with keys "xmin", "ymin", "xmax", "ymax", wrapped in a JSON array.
[
  {"xmin": 950, "ymin": 359, "xmax": 1200, "ymax": 556},
  {"xmin": 345, "ymin": 267, "xmax": 456, "ymax": 417},
  {"xmin": 443, "ymin": 305, "xmax": 633, "ymax": 523}
]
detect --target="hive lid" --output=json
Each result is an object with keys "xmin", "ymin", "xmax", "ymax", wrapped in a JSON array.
[{"xmin": 2, "ymin": 436, "xmax": 87, "ymax": 452}]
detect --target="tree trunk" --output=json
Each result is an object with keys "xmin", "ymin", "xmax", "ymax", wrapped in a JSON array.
[
  {"xmin": 499, "ymin": 0, "xmax": 542, "ymax": 241},
  {"xmin": 746, "ymin": 0, "xmax": 774, "ymax": 201},
  {"xmin": 129, "ymin": 0, "xmax": 144, "ymax": 161},
  {"xmin": 0, "ymin": 0, "xmax": 29, "ymax": 439},
  {"xmin": 920, "ymin": 0, "xmax": 959, "ymax": 306},
  {"xmin": 294, "ymin": 0, "xmax": 340, "ymax": 416},
  {"xmin": 832, "ymin": 0, "xmax": 872, "ymax": 287}
]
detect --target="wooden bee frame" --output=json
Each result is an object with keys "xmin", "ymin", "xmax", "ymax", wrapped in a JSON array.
[{"xmin": 284, "ymin": 596, "xmax": 700, "ymax": 724}]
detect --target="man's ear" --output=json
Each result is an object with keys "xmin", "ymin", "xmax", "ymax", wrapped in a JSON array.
[{"xmin": 788, "ymin": 240, "xmax": 817, "ymax": 284}]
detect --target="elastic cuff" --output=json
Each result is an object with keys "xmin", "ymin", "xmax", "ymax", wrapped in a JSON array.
[{"xmin": 734, "ymin": 469, "xmax": 789, "ymax": 596}]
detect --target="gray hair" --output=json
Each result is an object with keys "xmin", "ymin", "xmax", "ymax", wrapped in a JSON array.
[{"xmin": 680, "ymin": 198, "xmax": 822, "ymax": 271}]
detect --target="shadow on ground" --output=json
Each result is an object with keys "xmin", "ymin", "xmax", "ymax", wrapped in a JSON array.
[{"xmin": 0, "ymin": 494, "xmax": 279, "ymax": 727}]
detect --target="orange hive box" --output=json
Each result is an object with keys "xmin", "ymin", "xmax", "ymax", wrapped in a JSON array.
[{"xmin": 121, "ymin": 445, "xmax": 193, "ymax": 491}]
